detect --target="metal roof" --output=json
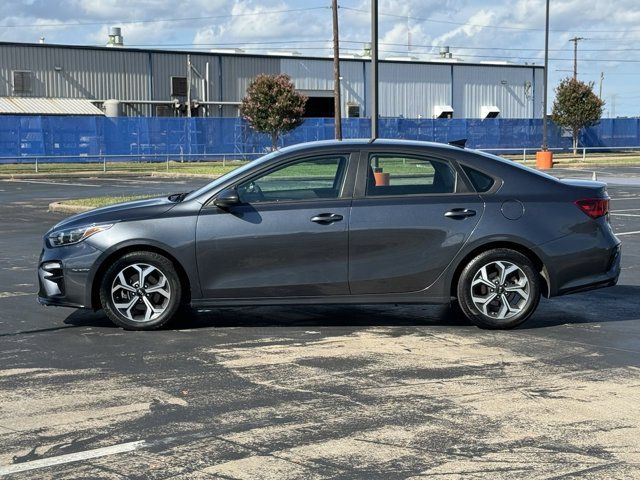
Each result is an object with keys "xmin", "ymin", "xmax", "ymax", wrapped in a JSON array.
[
  {"xmin": 0, "ymin": 97, "xmax": 105, "ymax": 115},
  {"xmin": 0, "ymin": 41, "xmax": 544, "ymax": 70}
]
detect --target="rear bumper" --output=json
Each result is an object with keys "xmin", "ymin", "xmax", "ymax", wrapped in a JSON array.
[
  {"xmin": 556, "ymin": 243, "xmax": 620, "ymax": 296},
  {"xmin": 539, "ymin": 232, "xmax": 621, "ymax": 297}
]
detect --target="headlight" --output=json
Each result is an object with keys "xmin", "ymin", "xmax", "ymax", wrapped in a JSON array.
[{"xmin": 47, "ymin": 224, "xmax": 113, "ymax": 247}]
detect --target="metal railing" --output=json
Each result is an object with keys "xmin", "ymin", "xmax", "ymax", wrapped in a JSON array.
[
  {"xmin": 480, "ymin": 146, "xmax": 640, "ymax": 165},
  {"xmin": 2, "ymin": 146, "xmax": 640, "ymax": 174},
  {"xmin": 0, "ymin": 152, "xmax": 264, "ymax": 173}
]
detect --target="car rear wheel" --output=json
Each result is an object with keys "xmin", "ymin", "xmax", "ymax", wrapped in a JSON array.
[
  {"xmin": 99, "ymin": 251, "xmax": 182, "ymax": 330},
  {"xmin": 456, "ymin": 248, "xmax": 541, "ymax": 329}
]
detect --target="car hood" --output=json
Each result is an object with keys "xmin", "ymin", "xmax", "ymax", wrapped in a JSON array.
[{"xmin": 49, "ymin": 196, "xmax": 177, "ymax": 233}]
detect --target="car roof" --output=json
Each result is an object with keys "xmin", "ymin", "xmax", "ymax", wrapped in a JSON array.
[{"xmin": 276, "ymin": 138, "xmax": 468, "ymax": 155}]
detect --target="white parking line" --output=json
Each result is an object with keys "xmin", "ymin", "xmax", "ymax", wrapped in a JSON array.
[
  {"xmin": 611, "ymin": 208, "xmax": 640, "ymax": 212},
  {"xmin": 0, "ymin": 440, "xmax": 146, "ymax": 476},
  {"xmin": 3, "ymin": 179, "xmax": 100, "ymax": 188},
  {"xmin": 610, "ymin": 213, "xmax": 640, "ymax": 217},
  {"xmin": 616, "ymin": 230, "xmax": 640, "ymax": 236}
]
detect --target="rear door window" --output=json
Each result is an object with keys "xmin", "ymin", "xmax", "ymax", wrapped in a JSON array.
[
  {"xmin": 365, "ymin": 154, "xmax": 457, "ymax": 197},
  {"xmin": 462, "ymin": 165, "xmax": 495, "ymax": 192}
]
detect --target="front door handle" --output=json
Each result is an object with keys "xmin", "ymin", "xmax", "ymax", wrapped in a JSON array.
[
  {"xmin": 311, "ymin": 213, "xmax": 344, "ymax": 224},
  {"xmin": 444, "ymin": 208, "xmax": 476, "ymax": 219}
]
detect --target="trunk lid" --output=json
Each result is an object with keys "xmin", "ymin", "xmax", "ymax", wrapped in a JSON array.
[{"xmin": 559, "ymin": 179, "xmax": 608, "ymax": 198}]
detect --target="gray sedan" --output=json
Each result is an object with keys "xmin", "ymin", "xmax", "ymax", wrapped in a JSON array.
[{"xmin": 38, "ymin": 139, "xmax": 621, "ymax": 330}]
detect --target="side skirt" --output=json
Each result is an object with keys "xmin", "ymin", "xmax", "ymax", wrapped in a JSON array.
[{"xmin": 191, "ymin": 294, "xmax": 454, "ymax": 308}]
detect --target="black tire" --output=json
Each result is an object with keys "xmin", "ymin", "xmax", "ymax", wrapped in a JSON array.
[
  {"xmin": 99, "ymin": 251, "xmax": 183, "ymax": 330},
  {"xmin": 456, "ymin": 248, "xmax": 541, "ymax": 329}
]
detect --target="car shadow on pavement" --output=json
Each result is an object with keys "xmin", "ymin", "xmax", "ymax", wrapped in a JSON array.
[
  {"xmin": 62, "ymin": 284, "xmax": 640, "ymax": 331},
  {"xmin": 522, "ymin": 284, "xmax": 640, "ymax": 329}
]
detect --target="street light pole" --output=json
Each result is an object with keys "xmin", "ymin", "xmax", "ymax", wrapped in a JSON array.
[
  {"xmin": 331, "ymin": 0, "xmax": 342, "ymax": 140},
  {"xmin": 542, "ymin": 0, "xmax": 550, "ymax": 152},
  {"xmin": 536, "ymin": 0, "xmax": 553, "ymax": 169},
  {"xmin": 371, "ymin": 0, "xmax": 378, "ymax": 141}
]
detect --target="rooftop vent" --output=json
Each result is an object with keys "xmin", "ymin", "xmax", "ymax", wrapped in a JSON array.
[
  {"xmin": 107, "ymin": 27, "xmax": 124, "ymax": 48},
  {"xmin": 439, "ymin": 46, "xmax": 452, "ymax": 59}
]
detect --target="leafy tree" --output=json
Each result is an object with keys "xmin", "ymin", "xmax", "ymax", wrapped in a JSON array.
[
  {"xmin": 240, "ymin": 74, "xmax": 307, "ymax": 150},
  {"xmin": 552, "ymin": 77, "xmax": 604, "ymax": 155}
]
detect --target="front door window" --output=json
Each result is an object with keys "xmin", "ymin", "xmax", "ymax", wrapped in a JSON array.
[{"xmin": 237, "ymin": 155, "xmax": 347, "ymax": 204}]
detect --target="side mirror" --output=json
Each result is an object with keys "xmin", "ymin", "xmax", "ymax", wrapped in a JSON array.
[{"xmin": 214, "ymin": 188, "xmax": 241, "ymax": 208}]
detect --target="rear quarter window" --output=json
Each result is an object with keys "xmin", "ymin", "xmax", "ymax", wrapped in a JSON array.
[{"xmin": 462, "ymin": 166, "xmax": 495, "ymax": 193}]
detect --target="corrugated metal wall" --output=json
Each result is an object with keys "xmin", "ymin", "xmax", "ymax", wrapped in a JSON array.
[
  {"xmin": 452, "ymin": 64, "xmax": 537, "ymax": 118},
  {"xmin": 0, "ymin": 43, "xmax": 543, "ymax": 119},
  {"xmin": 280, "ymin": 58, "xmax": 366, "ymax": 117},
  {"xmin": 365, "ymin": 62, "xmax": 452, "ymax": 118}
]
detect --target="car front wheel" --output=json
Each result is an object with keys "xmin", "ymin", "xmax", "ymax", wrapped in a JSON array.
[
  {"xmin": 99, "ymin": 251, "xmax": 182, "ymax": 330},
  {"xmin": 456, "ymin": 248, "xmax": 541, "ymax": 329}
]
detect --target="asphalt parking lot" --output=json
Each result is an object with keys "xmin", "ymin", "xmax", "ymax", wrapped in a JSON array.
[{"xmin": 1, "ymin": 169, "xmax": 640, "ymax": 479}]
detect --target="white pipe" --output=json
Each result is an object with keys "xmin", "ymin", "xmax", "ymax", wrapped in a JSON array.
[
  {"xmin": 194, "ymin": 101, "xmax": 241, "ymax": 106},
  {"xmin": 205, "ymin": 61, "xmax": 210, "ymax": 117},
  {"xmin": 90, "ymin": 99, "xmax": 179, "ymax": 105},
  {"xmin": 187, "ymin": 54, "xmax": 192, "ymax": 118}
]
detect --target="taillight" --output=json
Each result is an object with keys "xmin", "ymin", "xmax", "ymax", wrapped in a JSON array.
[{"xmin": 575, "ymin": 198, "xmax": 609, "ymax": 219}]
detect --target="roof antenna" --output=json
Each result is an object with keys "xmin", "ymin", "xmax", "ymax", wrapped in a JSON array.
[{"xmin": 448, "ymin": 139, "xmax": 467, "ymax": 149}]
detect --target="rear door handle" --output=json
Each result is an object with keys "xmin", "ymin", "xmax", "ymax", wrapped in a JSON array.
[
  {"xmin": 444, "ymin": 208, "xmax": 476, "ymax": 219},
  {"xmin": 311, "ymin": 213, "xmax": 343, "ymax": 224}
]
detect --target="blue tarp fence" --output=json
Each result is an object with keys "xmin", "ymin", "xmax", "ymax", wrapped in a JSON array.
[{"xmin": 1, "ymin": 116, "xmax": 639, "ymax": 162}]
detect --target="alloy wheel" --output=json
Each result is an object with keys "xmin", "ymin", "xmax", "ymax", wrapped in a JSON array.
[
  {"xmin": 470, "ymin": 260, "xmax": 530, "ymax": 320},
  {"xmin": 111, "ymin": 263, "xmax": 171, "ymax": 322}
]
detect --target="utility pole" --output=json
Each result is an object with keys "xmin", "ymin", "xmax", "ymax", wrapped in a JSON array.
[
  {"xmin": 599, "ymin": 71, "xmax": 604, "ymax": 100},
  {"xmin": 569, "ymin": 36, "xmax": 584, "ymax": 79},
  {"xmin": 371, "ymin": 0, "xmax": 378, "ymax": 140},
  {"xmin": 611, "ymin": 94, "xmax": 617, "ymax": 118},
  {"xmin": 331, "ymin": 0, "xmax": 342, "ymax": 140},
  {"xmin": 541, "ymin": 0, "xmax": 550, "ymax": 152}
]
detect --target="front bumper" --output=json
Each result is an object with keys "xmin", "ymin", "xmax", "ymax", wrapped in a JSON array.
[{"xmin": 37, "ymin": 241, "xmax": 103, "ymax": 309}]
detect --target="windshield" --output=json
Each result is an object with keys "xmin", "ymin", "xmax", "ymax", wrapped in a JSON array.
[
  {"xmin": 473, "ymin": 150, "xmax": 560, "ymax": 181},
  {"xmin": 184, "ymin": 150, "xmax": 282, "ymax": 202}
]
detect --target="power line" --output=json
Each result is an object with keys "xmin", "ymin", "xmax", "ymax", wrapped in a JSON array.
[
  {"xmin": 0, "ymin": 6, "xmax": 329, "ymax": 28},
  {"xmin": 340, "ymin": 6, "xmax": 640, "ymax": 34},
  {"xmin": 133, "ymin": 42, "xmax": 640, "ymax": 64},
  {"xmin": 112, "ymin": 41, "xmax": 640, "ymax": 64},
  {"xmin": 122, "ymin": 39, "xmax": 640, "ymax": 54},
  {"xmin": 4, "ymin": 4, "xmax": 640, "ymax": 35}
]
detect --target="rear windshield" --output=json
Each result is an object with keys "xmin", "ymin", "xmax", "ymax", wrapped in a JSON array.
[{"xmin": 474, "ymin": 150, "xmax": 559, "ymax": 182}]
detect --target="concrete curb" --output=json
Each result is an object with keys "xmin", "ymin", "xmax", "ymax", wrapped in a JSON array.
[
  {"xmin": 149, "ymin": 172, "xmax": 223, "ymax": 179},
  {"xmin": 1, "ymin": 171, "xmax": 224, "ymax": 180},
  {"xmin": 48, "ymin": 201, "xmax": 93, "ymax": 214},
  {"xmin": 0, "ymin": 171, "xmax": 153, "ymax": 180}
]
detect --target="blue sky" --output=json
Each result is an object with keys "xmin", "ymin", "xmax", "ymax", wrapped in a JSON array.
[{"xmin": 1, "ymin": 0, "xmax": 639, "ymax": 116}]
